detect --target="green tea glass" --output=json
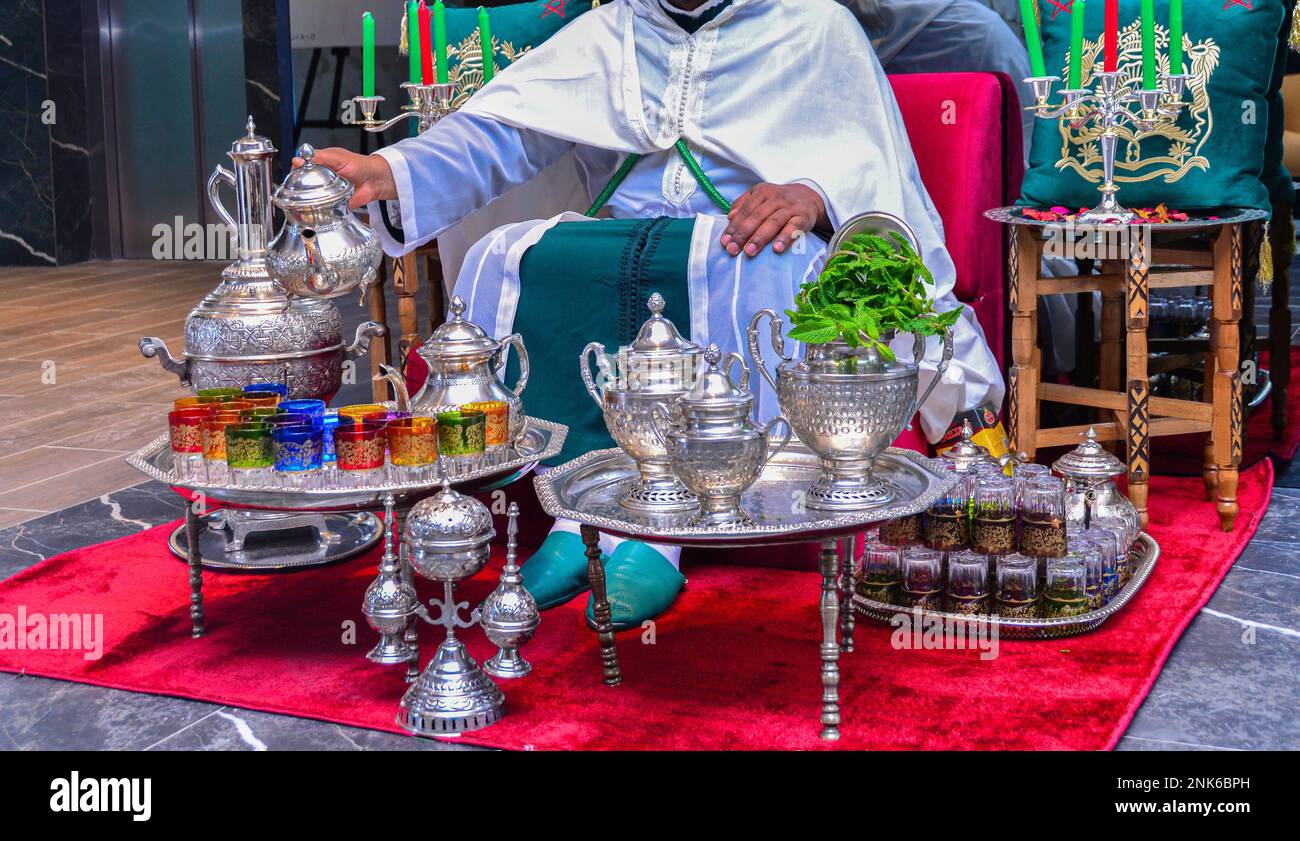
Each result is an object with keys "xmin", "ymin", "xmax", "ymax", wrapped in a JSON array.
[
  {"xmin": 436, "ymin": 409, "xmax": 485, "ymax": 476},
  {"xmin": 225, "ymin": 422, "xmax": 273, "ymax": 487}
]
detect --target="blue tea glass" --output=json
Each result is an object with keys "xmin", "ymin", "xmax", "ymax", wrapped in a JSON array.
[
  {"xmin": 278, "ymin": 399, "xmax": 326, "ymax": 429},
  {"xmin": 244, "ymin": 382, "xmax": 289, "ymax": 397},
  {"xmin": 272, "ymin": 424, "xmax": 324, "ymax": 472},
  {"xmin": 322, "ymin": 411, "xmax": 340, "ymax": 464}
]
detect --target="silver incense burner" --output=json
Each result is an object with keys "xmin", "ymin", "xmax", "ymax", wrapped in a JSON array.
[
  {"xmin": 1053, "ymin": 426, "xmax": 1141, "ymax": 538},
  {"xmin": 376, "ymin": 295, "xmax": 529, "ymax": 443},
  {"xmin": 398, "ymin": 476, "xmax": 505, "ymax": 735},
  {"xmin": 479, "ymin": 503, "xmax": 540, "ymax": 678},
  {"xmin": 581, "ymin": 293, "xmax": 703, "ymax": 513},
  {"xmin": 361, "ymin": 494, "xmax": 420, "ymax": 667},
  {"xmin": 651, "ymin": 344, "xmax": 791, "ymax": 526},
  {"xmin": 265, "ymin": 143, "xmax": 382, "ymax": 300},
  {"xmin": 747, "ymin": 213, "xmax": 953, "ymax": 512},
  {"xmin": 140, "ymin": 118, "xmax": 383, "ymax": 400}
]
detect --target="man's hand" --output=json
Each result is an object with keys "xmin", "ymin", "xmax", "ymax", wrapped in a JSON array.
[
  {"xmin": 721, "ymin": 182, "xmax": 828, "ymax": 258},
  {"xmin": 294, "ymin": 147, "xmax": 398, "ymax": 209}
]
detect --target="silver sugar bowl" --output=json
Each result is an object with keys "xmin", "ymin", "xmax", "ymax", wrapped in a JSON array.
[
  {"xmin": 479, "ymin": 502, "xmax": 540, "ymax": 678},
  {"xmin": 1052, "ymin": 426, "xmax": 1141, "ymax": 539},
  {"xmin": 651, "ymin": 344, "xmax": 791, "ymax": 525},
  {"xmin": 378, "ymin": 295, "xmax": 529, "ymax": 443},
  {"xmin": 581, "ymin": 293, "xmax": 703, "ymax": 513},
  {"xmin": 398, "ymin": 477, "xmax": 505, "ymax": 735},
  {"xmin": 266, "ymin": 143, "xmax": 382, "ymax": 300},
  {"xmin": 139, "ymin": 118, "xmax": 382, "ymax": 400},
  {"xmin": 747, "ymin": 213, "xmax": 953, "ymax": 512}
]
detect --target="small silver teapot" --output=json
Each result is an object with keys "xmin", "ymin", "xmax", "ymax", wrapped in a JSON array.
[
  {"xmin": 266, "ymin": 143, "xmax": 383, "ymax": 300},
  {"xmin": 1052, "ymin": 426, "xmax": 1141, "ymax": 539},
  {"xmin": 652, "ymin": 344, "xmax": 791, "ymax": 525},
  {"xmin": 377, "ymin": 295, "xmax": 529, "ymax": 443},
  {"xmin": 581, "ymin": 293, "xmax": 704, "ymax": 513}
]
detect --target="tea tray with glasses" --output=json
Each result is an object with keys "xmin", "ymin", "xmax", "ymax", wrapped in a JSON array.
[
  {"xmin": 534, "ymin": 441, "xmax": 958, "ymax": 547},
  {"xmin": 128, "ymin": 415, "xmax": 567, "ymax": 513},
  {"xmin": 852, "ymin": 532, "xmax": 1160, "ymax": 640}
]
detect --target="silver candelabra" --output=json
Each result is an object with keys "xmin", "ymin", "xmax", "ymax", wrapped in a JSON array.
[
  {"xmin": 1025, "ymin": 69, "xmax": 1191, "ymax": 222},
  {"xmin": 353, "ymin": 81, "xmax": 457, "ymax": 135}
]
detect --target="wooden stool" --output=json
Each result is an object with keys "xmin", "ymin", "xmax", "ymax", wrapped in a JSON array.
[{"xmin": 993, "ymin": 208, "xmax": 1268, "ymax": 532}]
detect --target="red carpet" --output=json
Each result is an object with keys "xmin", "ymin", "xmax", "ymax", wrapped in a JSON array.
[
  {"xmin": 1150, "ymin": 348, "xmax": 1300, "ymax": 475},
  {"xmin": 0, "ymin": 462, "xmax": 1272, "ymax": 750}
]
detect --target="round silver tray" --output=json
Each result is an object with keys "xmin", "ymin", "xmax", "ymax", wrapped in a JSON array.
[
  {"xmin": 127, "ymin": 416, "xmax": 567, "ymax": 513},
  {"xmin": 165, "ymin": 512, "xmax": 383, "ymax": 570},
  {"xmin": 984, "ymin": 205, "xmax": 1268, "ymax": 230},
  {"xmin": 852, "ymin": 531, "xmax": 1160, "ymax": 639},
  {"xmin": 534, "ymin": 443, "xmax": 957, "ymax": 548}
]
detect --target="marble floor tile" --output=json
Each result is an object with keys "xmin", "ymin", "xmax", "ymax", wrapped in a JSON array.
[{"xmin": 146, "ymin": 706, "xmax": 479, "ymax": 751}]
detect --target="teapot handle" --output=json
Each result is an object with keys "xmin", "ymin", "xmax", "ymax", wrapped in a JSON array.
[
  {"xmin": 758, "ymin": 415, "xmax": 793, "ymax": 472},
  {"xmin": 649, "ymin": 401, "xmax": 681, "ymax": 451},
  {"xmin": 207, "ymin": 165, "xmax": 238, "ymax": 232},
  {"xmin": 747, "ymin": 308, "xmax": 790, "ymax": 394},
  {"xmin": 723, "ymin": 351, "xmax": 750, "ymax": 391},
  {"xmin": 909, "ymin": 326, "xmax": 955, "ymax": 431},
  {"xmin": 500, "ymin": 333, "xmax": 529, "ymax": 398},
  {"xmin": 579, "ymin": 342, "xmax": 609, "ymax": 409}
]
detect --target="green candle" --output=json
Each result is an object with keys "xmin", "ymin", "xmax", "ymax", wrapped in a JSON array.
[
  {"xmin": 1068, "ymin": 0, "xmax": 1086, "ymax": 89},
  {"xmin": 433, "ymin": 0, "xmax": 449, "ymax": 85},
  {"xmin": 1140, "ymin": 0, "xmax": 1156, "ymax": 89},
  {"xmin": 478, "ymin": 6, "xmax": 494, "ymax": 84},
  {"xmin": 1018, "ymin": 0, "xmax": 1046, "ymax": 78},
  {"xmin": 407, "ymin": 1, "xmax": 421, "ymax": 85},
  {"xmin": 1169, "ymin": 0, "xmax": 1184, "ymax": 75},
  {"xmin": 361, "ymin": 11, "xmax": 375, "ymax": 97}
]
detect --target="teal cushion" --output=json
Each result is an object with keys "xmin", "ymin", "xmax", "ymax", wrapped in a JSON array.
[
  {"xmin": 1019, "ymin": 0, "xmax": 1285, "ymax": 212},
  {"xmin": 442, "ymin": 1, "xmax": 597, "ymax": 99},
  {"xmin": 1262, "ymin": 1, "xmax": 1295, "ymax": 207}
]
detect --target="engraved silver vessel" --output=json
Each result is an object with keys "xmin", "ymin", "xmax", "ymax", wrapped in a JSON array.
[
  {"xmin": 747, "ymin": 213, "xmax": 953, "ymax": 512},
  {"xmin": 479, "ymin": 502, "xmax": 540, "ymax": 678},
  {"xmin": 651, "ymin": 344, "xmax": 791, "ymax": 526},
  {"xmin": 581, "ymin": 293, "xmax": 703, "ymax": 513},
  {"xmin": 1053, "ymin": 426, "xmax": 1141, "ymax": 537},
  {"xmin": 139, "ymin": 118, "xmax": 382, "ymax": 400}
]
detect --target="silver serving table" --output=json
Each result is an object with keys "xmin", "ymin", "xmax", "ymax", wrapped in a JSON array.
[
  {"xmin": 534, "ymin": 443, "xmax": 957, "ymax": 741},
  {"xmin": 128, "ymin": 418, "xmax": 566, "ymax": 639}
]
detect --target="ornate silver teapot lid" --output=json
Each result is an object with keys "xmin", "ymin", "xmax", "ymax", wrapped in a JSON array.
[
  {"xmin": 679, "ymin": 343, "xmax": 752, "ymax": 416},
  {"xmin": 627, "ymin": 293, "xmax": 700, "ymax": 361},
  {"xmin": 273, "ymin": 143, "xmax": 354, "ymax": 210},
  {"xmin": 403, "ymin": 475, "xmax": 496, "ymax": 553},
  {"xmin": 938, "ymin": 419, "xmax": 998, "ymax": 473},
  {"xmin": 423, "ymin": 296, "xmax": 501, "ymax": 360},
  {"xmin": 1052, "ymin": 426, "xmax": 1125, "ymax": 482}
]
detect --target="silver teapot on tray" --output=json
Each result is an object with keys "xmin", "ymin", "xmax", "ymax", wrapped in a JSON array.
[
  {"xmin": 375, "ymin": 295, "xmax": 529, "ymax": 442},
  {"xmin": 747, "ymin": 212, "xmax": 954, "ymax": 512},
  {"xmin": 581, "ymin": 293, "xmax": 703, "ymax": 513},
  {"xmin": 1052, "ymin": 426, "xmax": 1141, "ymax": 539},
  {"xmin": 266, "ymin": 143, "xmax": 383, "ymax": 300},
  {"xmin": 139, "ymin": 118, "xmax": 383, "ymax": 400},
  {"xmin": 651, "ymin": 344, "xmax": 791, "ymax": 525}
]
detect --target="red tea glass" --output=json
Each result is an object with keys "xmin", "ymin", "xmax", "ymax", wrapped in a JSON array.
[
  {"xmin": 335, "ymin": 421, "xmax": 387, "ymax": 485},
  {"xmin": 168, "ymin": 407, "xmax": 210, "ymax": 480}
]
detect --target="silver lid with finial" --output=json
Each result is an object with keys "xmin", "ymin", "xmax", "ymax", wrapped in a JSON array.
[
  {"xmin": 272, "ymin": 142, "xmax": 355, "ymax": 209},
  {"xmin": 1052, "ymin": 425, "xmax": 1126, "ymax": 483},
  {"xmin": 402, "ymin": 473, "xmax": 495, "ymax": 581},
  {"xmin": 937, "ymin": 418, "xmax": 999, "ymax": 473},
  {"xmin": 618, "ymin": 293, "xmax": 704, "ymax": 393}
]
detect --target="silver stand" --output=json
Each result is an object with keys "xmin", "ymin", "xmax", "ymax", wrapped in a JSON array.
[
  {"xmin": 818, "ymin": 539, "xmax": 843, "ymax": 741},
  {"xmin": 353, "ymin": 82, "xmax": 456, "ymax": 134}
]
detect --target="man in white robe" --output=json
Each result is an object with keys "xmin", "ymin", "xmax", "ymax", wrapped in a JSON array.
[{"xmin": 309, "ymin": 0, "xmax": 1004, "ymax": 628}]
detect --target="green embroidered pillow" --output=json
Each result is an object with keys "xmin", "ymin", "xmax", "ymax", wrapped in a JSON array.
[
  {"xmin": 430, "ymin": 1, "xmax": 598, "ymax": 102},
  {"xmin": 1019, "ymin": 0, "xmax": 1285, "ymax": 213},
  {"xmin": 1261, "ymin": 0, "xmax": 1295, "ymax": 207}
]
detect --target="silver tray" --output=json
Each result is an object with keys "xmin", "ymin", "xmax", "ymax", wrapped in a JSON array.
[
  {"xmin": 127, "ymin": 416, "xmax": 567, "ymax": 513},
  {"xmin": 984, "ymin": 205, "xmax": 1268, "ymax": 230},
  {"xmin": 852, "ymin": 531, "xmax": 1160, "ymax": 639},
  {"xmin": 534, "ymin": 443, "xmax": 957, "ymax": 548}
]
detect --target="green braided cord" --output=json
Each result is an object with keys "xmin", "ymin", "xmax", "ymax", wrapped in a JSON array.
[
  {"xmin": 674, "ymin": 139, "xmax": 732, "ymax": 214},
  {"xmin": 585, "ymin": 153, "xmax": 642, "ymax": 217}
]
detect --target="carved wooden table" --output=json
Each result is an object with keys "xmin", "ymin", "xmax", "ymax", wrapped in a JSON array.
[{"xmin": 986, "ymin": 207, "xmax": 1268, "ymax": 531}]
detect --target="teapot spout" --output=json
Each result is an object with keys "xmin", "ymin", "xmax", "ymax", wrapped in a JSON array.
[
  {"xmin": 300, "ymin": 229, "xmax": 332, "ymax": 296},
  {"xmin": 374, "ymin": 363, "xmax": 411, "ymax": 412}
]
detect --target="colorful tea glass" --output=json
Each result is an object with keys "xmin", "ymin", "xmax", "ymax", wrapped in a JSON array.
[
  {"xmin": 196, "ymin": 387, "xmax": 243, "ymax": 403},
  {"xmin": 240, "ymin": 407, "xmax": 280, "ymax": 422},
  {"xmin": 1092, "ymin": 516, "xmax": 1133, "ymax": 585},
  {"xmin": 241, "ymin": 391, "xmax": 282, "ymax": 408},
  {"xmin": 387, "ymin": 416, "xmax": 438, "ymax": 478},
  {"xmin": 436, "ymin": 409, "xmax": 485, "ymax": 475},
  {"xmin": 971, "ymin": 475, "xmax": 1016, "ymax": 556},
  {"xmin": 173, "ymin": 396, "xmax": 203, "ymax": 411},
  {"xmin": 993, "ymin": 553, "xmax": 1039, "ymax": 618},
  {"xmin": 265, "ymin": 412, "xmax": 312, "ymax": 430},
  {"xmin": 209, "ymin": 399, "xmax": 254, "ymax": 413},
  {"xmin": 1042, "ymin": 551, "xmax": 1089, "ymax": 618},
  {"xmin": 168, "ymin": 408, "xmax": 209, "ymax": 480},
  {"xmin": 944, "ymin": 549, "xmax": 989, "ymax": 615},
  {"xmin": 244, "ymin": 382, "xmax": 289, "ymax": 397},
  {"xmin": 461, "ymin": 400, "xmax": 509, "ymax": 454},
  {"xmin": 225, "ymin": 422, "xmax": 273, "ymax": 486},
  {"xmin": 278, "ymin": 399, "xmax": 326, "ymax": 429},
  {"xmin": 335, "ymin": 420, "xmax": 387, "ymax": 482},
  {"xmin": 272, "ymin": 424, "xmax": 324, "ymax": 486},
  {"xmin": 337, "ymin": 403, "xmax": 387, "ymax": 423},
  {"xmin": 858, "ymin": 539, "xmax": 901, "ymax": 604},
  {"xmin": 898, "ymin": 546, "xmax": 944, "ymax": 610},
  {"xmin": 200, "ymin": 412, "xmax": 242, "ymax": 482},
  {"xmin": 322, "ymin": 411, "xmax": 340, "ymax": 464},
  {"xmin": 1019, "ymin": 476, "xmax": 1067, "ymax": 558}
]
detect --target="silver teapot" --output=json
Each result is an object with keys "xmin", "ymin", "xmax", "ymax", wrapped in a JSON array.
[
  {"xmin": 747, "ymin": 213, "xmax": 953, "ymax": 512},
  {"xmin": 1052, "ymin": 426, "xmax": 1141, "ymax": 539},
  {"xmin": 581, "ymin": 293, "xmax": 703, "ymax": 513},
  {"xmin": 376, "ymin": 295, "xmax": 529, "ymax": 443},
  {"xmin": 266, "ymin": 143, "xmax": 383, "ymax": 300},
  {"xmin": 651, "ymin": 344, "xmax": 791, "ymax": 525},
  {"xmin": 139, "ymin": 118, "xmax": 382, "ymax": 400}
]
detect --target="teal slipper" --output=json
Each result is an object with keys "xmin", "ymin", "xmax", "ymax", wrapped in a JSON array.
[
  {"xmin": 585, "ymin": 540, "xmax": 686, "ymax": 631},
  {"xmin": 520, "ymin": 530, "xmax": 604, "ymax": 610}
]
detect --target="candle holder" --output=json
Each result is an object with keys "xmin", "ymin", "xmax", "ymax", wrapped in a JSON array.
[
  {"xmin": 1027, "ymin": 70, "xmax": 1189, "ymax": 223},
  {"xmin": 352, "ymin": 81, "xmax": 459, "ymax": 135}
]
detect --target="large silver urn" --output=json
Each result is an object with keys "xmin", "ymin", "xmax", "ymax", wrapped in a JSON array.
[
  {"xmin": 140, "ymin": 118, "xmax": 383, "ymax": 400},
  {"xmin": 747, "ymin": 213, "xmax": 953, "ymax": 512},
  {"xmin": 651, "ymin": 344, "xmax": 791, "ymax": 526},
  {"xmin": 581, "ymin": 293, "xmax": 704, "ymax": 513}
]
